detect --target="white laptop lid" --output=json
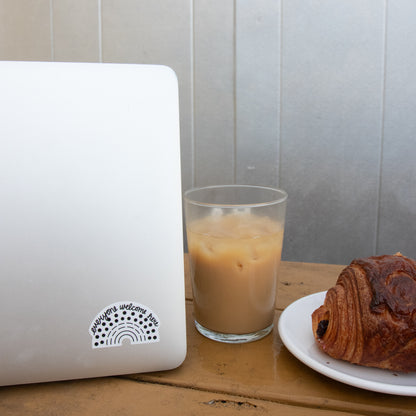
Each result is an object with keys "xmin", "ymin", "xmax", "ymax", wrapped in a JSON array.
[{"xmin": 0, "ymin": 61, "xmax": 186, "ymax": 386}]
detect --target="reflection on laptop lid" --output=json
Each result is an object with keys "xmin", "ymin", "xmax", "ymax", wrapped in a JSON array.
[{"xmin": 0, "ymin": 61, "xmax": 186, "ymax": 386}]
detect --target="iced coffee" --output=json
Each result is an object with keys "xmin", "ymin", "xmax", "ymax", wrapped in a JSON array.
[{"xmin": 184, "ymin": 185, "xmax": 287, "ymax": 343}]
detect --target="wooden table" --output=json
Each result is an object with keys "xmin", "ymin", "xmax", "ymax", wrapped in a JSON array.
[{"xmin": 1, "ymin": 258, "xmax": 416, "ymax": 416}]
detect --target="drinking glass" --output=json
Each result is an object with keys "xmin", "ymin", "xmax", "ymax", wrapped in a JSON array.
[{"xmin": 184, "ymin": 185, "xmax": 287, "ymax": 343}]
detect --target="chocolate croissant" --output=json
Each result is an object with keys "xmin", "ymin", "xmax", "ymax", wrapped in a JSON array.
[{"xmin": 311, "ymin": 253, "xmax": 416, "ymax": 372}]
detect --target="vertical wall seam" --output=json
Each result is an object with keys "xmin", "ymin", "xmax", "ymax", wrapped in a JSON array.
[
  {"xmin": 49, "ymin": 0, "xmax": 54, "ymax": 61},
  {"xmin": 233, "ymin": 0, "xmax": 237, "ymax": 184},
  {"xmin": 375, "ymin": 0, "xmax": 389, "ymax": 255},
  {"xmin": 277, "ymin": 0, "xmax": 283, "ymax": 189},
  {"xmin": 191, "ymin": 0, "xmax": 196, "ymax": 187},
  {"xmin": 98, "ymin": 0, "xmax": 103, "ymax": 62}
]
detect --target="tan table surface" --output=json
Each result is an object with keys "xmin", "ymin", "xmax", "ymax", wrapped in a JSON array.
[{"xmin": 1, "ymin": 257, "xmax": 416, "ymax": 416}]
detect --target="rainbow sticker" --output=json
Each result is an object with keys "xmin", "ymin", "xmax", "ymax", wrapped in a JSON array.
[{"xmin": 89, "ymin": 301, "xmax": 160, "ymax": 349}]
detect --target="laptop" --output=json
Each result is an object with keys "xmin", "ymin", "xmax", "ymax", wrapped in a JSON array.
[{"xmin": 0, "ymin": 61, "xmax": 186, "ymax": 386}]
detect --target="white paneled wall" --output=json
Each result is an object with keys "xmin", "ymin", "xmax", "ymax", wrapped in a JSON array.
[{"xmin": 0, "ymin": 0, "xmax": 415, "ymax": 264}]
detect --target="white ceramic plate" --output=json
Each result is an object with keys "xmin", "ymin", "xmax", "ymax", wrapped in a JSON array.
[{"xmin": 278, "ymin": 291, "xmax": 416, "ymax": 396}]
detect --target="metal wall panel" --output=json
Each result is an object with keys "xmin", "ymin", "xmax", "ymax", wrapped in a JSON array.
[
  {"xmin": 0, "ymin": 0, "xmax": 51, "ymax": 61},
  {"xmin": 235, "ymin": 0, "xmax": 281, "ymax": 188},
  {"xmin": 52, "ymin": 0, "xmax": 100, "ymax": 63},
  {"xmin": 378, "ymin": 0, "xmax": 416, "ymax": 259},
  {"xmin": 279, "ymin": 0, "xmax": 385, "ymax": 263},
  {"xmin": 193, "ymin": 0, "xmax": 235, "ymax": 187}
]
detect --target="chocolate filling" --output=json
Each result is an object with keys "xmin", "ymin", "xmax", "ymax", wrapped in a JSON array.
[{"xmin": 316, "ymin": 319, "xmax": 329, "ymax": 338}]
